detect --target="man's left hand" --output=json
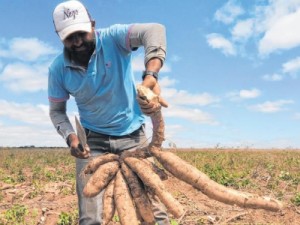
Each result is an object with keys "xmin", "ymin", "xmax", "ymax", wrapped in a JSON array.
[
  {"xmin": 137, "ymin": 83, "xmax": 168, "ymax": 116},
  {"xmin": 137, "ymin": 95, "xmax": 162, "ymax": 116}
]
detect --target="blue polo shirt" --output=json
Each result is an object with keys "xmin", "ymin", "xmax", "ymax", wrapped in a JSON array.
[{"xmin": 48, "ymin": 24, "xmax": 145, "ymax": 136}]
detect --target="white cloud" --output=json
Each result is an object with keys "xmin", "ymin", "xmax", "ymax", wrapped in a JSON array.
[
  {"xmin": 164, "ymin": 88, "xmax": 220, "ymax": 106},
  {"xmin": 0, "ymin": 62, "xmax": 49, "ymax": 92},
  {"xmin": 282, "ymin": 56, "xmax": 300, "ymax": 75},
  {"xmin": 239, "ymin": 89, "xmax": 261, "ymax": 99},
  {"xmin": 249, "ymin": 100, "xmax": 294, "ymax": 113},
  {"xmin": 211, "ymin": 0, "xmax": 300, "ymax": 56},
  {"xmin": 146, "ymin": 76, "xmax": 219, "ymax": 125},
  {"xmin": 158, "ymin": 76, "xmax": 219, "ymax": 107},
  {"xmin": 0, "ymin": 125, "xmax": 64, "ymax": 147},
  {"xmin": 293, "ymin": 113, "xmax": 300, "ymax": 120},
  {"xmin": 214, "ymin": 0, "xmax": 244, "ymax": 24},
  {"xmin": 254, "ymin": 0, "xmax": 300, "ymax": 33},
  {"xmin": 228, "ymin": 88, "xmax": 261, "ymax": 101},
  {"xmin": 164, "ymin": 124, "xmax": 184, "ymax": 146},
  {"xmin": 231, "ymin": 19, "xmax": 254, "ymax": 41},
  {"xmin": 0, "ymin": 37, "xmax": 58, "ymax": 61},
  {"xmin": 0, "ymin": 37, "xmax": 57, "ymax": 93},
  {"xmin": 258, "ymin": 4, "xmax": 300, "ymax": 55},
  {"xmin": 0, "ymin": 100, "xmax": 50, "ymax": 126},
  {"xmin": 206, "ymin": 33, "xmax": 236, "ymax": 56},
  {"xmin": 159, "ymin": 76, "xmax": 178, "ymax": 88},
  {"xmin": 262, "ymin": 73, "xmax": 283, "ymax": 81},
  {"xmin": 164, "ymin": 105, "xmax": 218, "ymax": 125},
  {"xmin": 0, "ymin": 100, "xmax": 78, "ymax": 147}
]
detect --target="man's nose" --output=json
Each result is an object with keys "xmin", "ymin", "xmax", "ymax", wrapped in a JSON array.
[{"xmin": 71, "ymin": 34, "xmax": 83, "ymax": 46}]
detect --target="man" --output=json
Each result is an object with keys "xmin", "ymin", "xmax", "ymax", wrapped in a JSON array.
[{"xmin": 48, "ymin": 0, "xmax": 169, "ymax": 224}]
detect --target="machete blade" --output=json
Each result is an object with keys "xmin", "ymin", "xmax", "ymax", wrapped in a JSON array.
[{"xmin": 75, "ymin": 116, "xmax": 87, "ymax": 148}]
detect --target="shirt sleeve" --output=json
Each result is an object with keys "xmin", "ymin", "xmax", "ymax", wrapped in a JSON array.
[
  {"xmin": 127, "ymin": 23, "xmax": 167, "ymax": 66},
  {"xmin": 49, "ymin": 100, "xmax": 75, "ymax": 142},
  {"xmin": 107, "ymin": 24, "xmax": 132, "ymax": 53},
  {"xmin": 48, "ymin": 67, "xmax": 70, "ymax": 102}
]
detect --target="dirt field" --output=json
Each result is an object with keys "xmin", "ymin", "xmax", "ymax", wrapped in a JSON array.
[
  {"xmin": 1, "ymin": 174, "xmax": 299, "ymax": 224},
  {"xmin": 0, "ymin": 148, "xmax": 299, "ymax": 225}
]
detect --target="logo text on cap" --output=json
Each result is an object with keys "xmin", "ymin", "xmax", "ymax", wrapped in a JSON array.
[{"xmin": 64, "ymin": 9, "xmax": 78, "ymax": 20}]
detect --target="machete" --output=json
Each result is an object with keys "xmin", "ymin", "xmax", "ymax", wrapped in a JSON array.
[{"xmin": 75, "ymin": 116, "xmax": 87, "ymax": 151}]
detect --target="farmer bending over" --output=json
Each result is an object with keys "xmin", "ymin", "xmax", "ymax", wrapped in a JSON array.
[{"xmin": 48, "ymin": 0, "xmax": 169, "ymax": 224}]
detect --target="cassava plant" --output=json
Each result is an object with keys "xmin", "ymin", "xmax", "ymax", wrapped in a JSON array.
[{"xmin": 81, "ymin": 85, "xmax": 283, "ymax": 224}]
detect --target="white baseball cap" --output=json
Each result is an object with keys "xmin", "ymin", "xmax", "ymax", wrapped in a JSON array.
[{"xmin": 53, "ymin": 0, "xmax": 92, "ymax": 41}]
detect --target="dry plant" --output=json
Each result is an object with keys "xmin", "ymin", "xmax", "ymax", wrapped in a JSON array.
[{"xmin": 81, "ymin": 85, "xmax": 283, "ymax": 225}]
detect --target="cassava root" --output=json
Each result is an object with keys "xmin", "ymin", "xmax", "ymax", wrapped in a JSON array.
[
  {"xmin": 102, "ymin": 179, "xmax": 116, "ymax": 225},
  {"xmin": 83, "ymin": 161, "xmax": 119, "ymax": 197},
  {"xmin": 124, "ymin": 157, "xmax": 184, "ymax": 218},
  {"xmin": 121, "ymin": 162, "xmax": 155, "ymax": 224},
  {"xmin": 138, "ymin": 85, "xmax": 283, "ymax": 212},
  {"xmin": 114, "ymin": 170, "xmax": 140, "ymax": 225},
  {"xmin": 150, "ymin": 146, "xmax": 283, "ymax": 211},
  {"xmin": 83, "ymin": 153, "xmax": 119, "ymax": 174},
  {"xmin": 81, "ymin": 85, "xmax": 283, "ymax": 225}
]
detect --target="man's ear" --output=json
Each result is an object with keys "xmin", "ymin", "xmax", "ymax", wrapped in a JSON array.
[{"xmin": 91, "ymin": 20, "xmax": 96, "ymax": 28}]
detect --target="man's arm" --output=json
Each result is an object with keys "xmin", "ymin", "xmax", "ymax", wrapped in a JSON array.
[
  {"xmin": 142, "ymin": 58, "xmax": 164, "ymax": 102},
  {"xmin": 49, "ymin": 101, "xmax": 90, "ymax": 158},
  {"xmin": 49, "ymin": 100, "xmax": 75, "ymax": 141},
  {"xmin": 128, "ymin": 23, "xmax": 167, "ymax": 91},
  {"xmin": 129, "ymin": 23, "xmax": 168, "ymax": 113}
]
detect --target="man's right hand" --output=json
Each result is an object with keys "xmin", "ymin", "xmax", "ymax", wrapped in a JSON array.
[{"xmin": 68, "ymin": 134, "xmax": 91, "ymax": 159}]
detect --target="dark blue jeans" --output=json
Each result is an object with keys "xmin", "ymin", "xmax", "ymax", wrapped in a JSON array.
[{"xmin": 76, "ymin": 125, "xmax": 170, "ymax": 225}]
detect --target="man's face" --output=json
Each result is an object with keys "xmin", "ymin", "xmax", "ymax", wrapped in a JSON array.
[{"xmin": 63, "ymin": 31, "xmax": 95, "ymax": 53}]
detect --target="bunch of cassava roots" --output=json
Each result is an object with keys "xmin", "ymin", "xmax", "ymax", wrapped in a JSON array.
[{"xmin": 81, "ymin": 85, "xmax": 283, "ymax": 225}]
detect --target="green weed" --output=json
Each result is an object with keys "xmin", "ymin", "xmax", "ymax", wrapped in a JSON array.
[
  {"xmin": 204, "ymin": 164, "xmax": 236, "ymax": 186},
  {"xmin": 44, "ymin": 170, "xmax": 57, "ymax": 181},
  {"xmin": 279, "ymin": 171, "xmax": 292, "ymax": 181},
  {"xmin": 57, "ymin": 210, "xmax": 78, "ymax": 225},
  {"xmin": 17, "ymin": 169, "xmax": 26, "ymax": 182},
  {"xmin": 3, "ymin": 204, "xmax": 28, "ymax": 225},
  {"xmin": 2, "ymin": 176, "xmax": 15, "ymax": 184},
  {"xmin": 112, "ymin": 214, "xmax": 120, "ymax": 222},
  {"xmin": 291, "ymin": 192, "xmax": 300, "ymax": 206},
  {"xmin": 170, "ymin": 219, "xmax": 179, "ymax": 225},
  {"xmin": 175, "ymin": 149, "xmax": 300, "ymax": 194}
]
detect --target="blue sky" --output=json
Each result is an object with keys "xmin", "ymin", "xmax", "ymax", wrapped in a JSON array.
[{"xmin": 0, "ymin": 0, "xmax": 300, "ymax": 148}]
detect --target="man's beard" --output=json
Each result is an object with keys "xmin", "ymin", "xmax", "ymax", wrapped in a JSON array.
[{"xmin": 66, "ymin": 39, "xmax": 95, "ymax": 66}]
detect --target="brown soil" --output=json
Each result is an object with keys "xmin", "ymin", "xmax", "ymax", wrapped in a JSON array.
[
  {"xmin": 1, "ymin": 175, "xmax": 299, "ymax": 225},
  {"xmin": 164, "ymin": 176, "xmax": 300, "ymax": 225}
]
